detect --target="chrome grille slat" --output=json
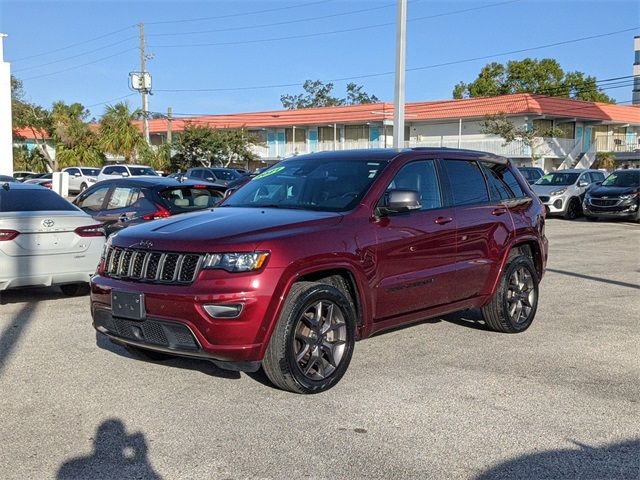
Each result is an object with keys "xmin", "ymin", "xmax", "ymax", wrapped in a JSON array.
[{"xmin": 103, "ymin": 246, "xmax": 203, "ymax": 285}]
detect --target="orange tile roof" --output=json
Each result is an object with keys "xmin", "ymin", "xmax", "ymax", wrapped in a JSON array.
[{"xmin": 12, "ymin": 127, "xmax": 50, "ymax": 140}]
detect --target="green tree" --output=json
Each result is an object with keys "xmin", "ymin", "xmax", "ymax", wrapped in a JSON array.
[
  {"xmin": 51, "ymin": 101, "xmax": 104, "ymax": 168},
  {"xmin": 453, "ymin": 58, "xmax": 615, "ymax": 103},
  {"xmin": 593, "ymin": 151, "xmax": 616, "ymax": 171},
  {"xmin": 281, "ymin": 80, "xmax": 378, "ymax": 109},
  {"xmin": 11, "ymin": 75, "xmax": 56, "ymax": 171},
  {"xmin": 172, "ymin": 124, "xmax": 261, "ymax": 171},
  {"xmin": 140, "ymin": 143, "xmax": 172, "ymax": 173},
  {"xmin": 481, "ymin": 114, "xmax": 562, "ymax": 162},
  {"xmin": 98, "ymin": 102, "xmax": 145, "ymax": 163}
]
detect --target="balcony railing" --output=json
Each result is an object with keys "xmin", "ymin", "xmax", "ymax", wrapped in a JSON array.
[{"xmin": 594, "ymin": 134, "xmax": 640, "ymax": 152}]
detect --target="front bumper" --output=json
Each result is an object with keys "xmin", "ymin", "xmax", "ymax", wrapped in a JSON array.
[
  {"xmin": 537, "ymin": 194, "xmax": 567, "ymax": 214},
  {"xmin": 583, "ymin": 198, "xmax": 639, "ymax": 219},
  {"xmin": 90, "ymin": 268, "xmax": 284, "ymax": 366}
]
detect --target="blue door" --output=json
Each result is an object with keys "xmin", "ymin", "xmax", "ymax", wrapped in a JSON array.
[
  {"xmin": 267, "ymin": 132, "xmax": 276, "ymax": 158},
  {"xmin": 277, "ymin": 131, "xmax": 285, "ymax": 157},
  {"xmin": 369, "ymin": 127, "xmax": 380, "ymax": 148},
  {"xmin": 583, "ymin": 126, "xmax": 593, "ymax": 151},
  {"xmin": 309, "ymin": 130, "xmax": 318, "ymax": 152}
]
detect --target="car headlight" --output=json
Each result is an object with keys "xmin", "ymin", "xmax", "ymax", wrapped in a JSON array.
[
  {"xmin": 550, "ymin": 188, "xmax": 566, "ymax": 196},
  {"xmin": 88, "ymin": 178, "xmax": 97, "ymax": 183},
  {"xmin": 203, "ymin": 252, "xmax": 269, "ymax": 272},
  {"xmin": 619, "ymin": 193, "xmax": 638, "ymax": 201}
]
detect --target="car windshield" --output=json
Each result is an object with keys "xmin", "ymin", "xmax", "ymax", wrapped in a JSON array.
[
  {"xmin": 159, "ymin": 186, "xmax": 224, "ymax": 213},
  {"xmin": 129, "ymin": 167, "xmax": 158, "ymax": 176},
  {"xmin": 223, "ymin": 158, "xmax": 388, "ymax": 212},
  {"xmin": 535, "ymin": 172, "xmax": 579, "ymax": 186},
  {"xmin": 0, "ymin": 188, "xmax": 78, "ymax": 212},
  {"xmin": 602, "ymin": 171, "xmax": 640, "ymax": 188},
  {"xmin": 80, "ymin": 168, "xmax": 100, "ymax": 176}
]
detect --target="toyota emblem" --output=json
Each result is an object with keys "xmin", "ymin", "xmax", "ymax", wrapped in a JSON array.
[{"xmin": 42, "ymin": 219, "xmax": 55, "ymax": 228}]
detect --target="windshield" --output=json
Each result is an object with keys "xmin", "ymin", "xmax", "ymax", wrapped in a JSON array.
[
  {"xmin": 129, "ymin": 167, "xmax": 158, "ymax": 176},
  {"xmin": 602, "ymin": 171, "xmax": 640, "ymax": 188},
  {"xmin": 223, "ymin": 158, "xmax": 388, "ymax": 212},
  {"xmin": 535, "ymin": 172, "xmax": 579, "ymax": 186},
  {"xmin": 80, "ymin": 168, "xmax": 100, "ymax": 176},
  {"xmin": 211, "ymin": 169, "xmax": 239, "ymax": 181}
]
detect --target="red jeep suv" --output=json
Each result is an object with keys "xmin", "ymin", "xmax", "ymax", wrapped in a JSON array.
[{"xmin": 91, "ymin": 149, "xmax": 548, "ymax": 393}]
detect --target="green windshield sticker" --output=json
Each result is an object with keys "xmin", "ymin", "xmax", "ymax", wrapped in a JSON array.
[{"xmin": 253, "ymin": 166, "xmax": 285, "ymax": 181}]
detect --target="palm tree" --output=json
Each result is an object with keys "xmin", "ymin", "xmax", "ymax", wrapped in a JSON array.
[{"xmin": 99, "ymin": 102, "xmax": 145, "ymax": 163}]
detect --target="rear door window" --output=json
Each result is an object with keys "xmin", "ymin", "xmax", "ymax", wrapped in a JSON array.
[
  {"xmin": 105, "ymin": 187, "xmax": 142, "ymax": 210},
  {"xmin": 75, "ymin": 185, "xmax": 111, "ymax": 212},
  {"xmin": 1, "ymin": 188, "xmax": 78, "ymax": 212},
  {"xmin": 159, "ymin": 187, "xmax": 224, "ymax": 212},
  {"xmin": 442, "ymin": 160, "xmax": 489, "ymax": 206}
]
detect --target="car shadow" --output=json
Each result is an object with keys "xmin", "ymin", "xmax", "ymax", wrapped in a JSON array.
[
  {"xmin": 95, "ymin": 332, "xmax": 242, "ymax": 380},
  {"xmin": 0, "ymin": 286, "xmax": 68, "ymax": 305},
  {"xmin": 475, "ymin": 438, "xmax": 639, "ymax": 480},
  {"xmin": 57, "ymin": 418, "xmax": 163, "ymax": 480},
  {"xmin": 0, "ymin": 301, "xmax": 36, "ymax": 378}
]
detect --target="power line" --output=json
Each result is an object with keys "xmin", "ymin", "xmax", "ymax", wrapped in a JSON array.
[
  {"xmin": 21, "ymin": 48, "xmax": 137, "ymax": 81},
  {"xmin": 86, "ymin": 93, "xmax": 137, "ymax": 109},
  {"xmin": 154, "ymin": 28, "xmax": 639, "ymax": 93},
  {"xmin": 145, "ymin": 0, "xmax": 335, "ymax": 26},
  {"xmin": 149, "ymin": 0, "xmax": 523, "ymax": 48},
  {"xmin": 11, "ymin": 25, "xmax": 136, "ymax": 63},
  {"xmin": 147, "ymin": 2, "xmax": 396, "ymax": 37},
  {"xmin": 13, "ymin": 36, "xmax": 138, "ymax": 74}
]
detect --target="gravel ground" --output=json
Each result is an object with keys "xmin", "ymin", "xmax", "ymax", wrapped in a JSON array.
[{"xmin": 0, "ymin": 218, "xmax": 638, "ymax": 480}]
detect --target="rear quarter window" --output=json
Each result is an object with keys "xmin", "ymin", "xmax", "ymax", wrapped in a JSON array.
[{"xmin": 0, "ymin": 189, "xmax": 79, "ymax": 212}]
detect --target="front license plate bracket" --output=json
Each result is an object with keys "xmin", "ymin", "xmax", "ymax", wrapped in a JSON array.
[{"xmin": 111, "ymin": 291, "xmax": 145, "ymax": 320}]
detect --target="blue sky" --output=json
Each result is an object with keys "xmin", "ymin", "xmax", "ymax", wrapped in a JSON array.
[{"xmin": 1, "ymin": 0, "xmax": 638, "ymax": 118}]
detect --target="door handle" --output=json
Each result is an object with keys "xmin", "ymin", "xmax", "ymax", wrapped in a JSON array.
[
  {"xmin": 492, "ymin": 207, "xmax": 508, "ymax": 216},
  {"xmin": 434, "ymin": 216, "xmax": 453, "ymax": 225}
]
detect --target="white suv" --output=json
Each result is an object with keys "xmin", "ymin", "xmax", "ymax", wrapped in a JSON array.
[
  {"xmin": 97, "ymin": 165, "xmax": 159, "ymax": 182},
  {"xmin": 532, "ymin": 169, "xmax": 605, "ymax": 219},
  {"xmin": 62, "ymin": 167, "xmax": 100, "ymax": 194}
]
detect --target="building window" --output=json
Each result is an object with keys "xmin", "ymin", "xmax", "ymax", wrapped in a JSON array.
[
  {"xmin": 344, "ymin": 124, "xmax": 370, "ymax": 141},
  {"xmin": 532, "ymin": 119, "xmax": 554, "ymax": 133},
  {"xmin": 318, "ymin": 126, "xmax": 339, "ymax": 142},
  {"xmin": 555, "ymin": 122, "xmax": 575, "ymax": 139},
  {"xmin": 285, "ymin": 128, "xmax": 306, "ymax": 143}
]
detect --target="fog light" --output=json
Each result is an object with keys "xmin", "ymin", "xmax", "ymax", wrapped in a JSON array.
[
  {"xmin": 203, "ymin": 303, "xmax": 243, "ymax": 318},
  {"xmin": 553, "ymin": 199, "xmax": 563, "ymax": 209}
]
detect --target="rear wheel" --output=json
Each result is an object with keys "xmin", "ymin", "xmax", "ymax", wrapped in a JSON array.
[
  {"xmin": 59, "ymin": 283, "xmax": 90, "ymax": 296},
  {"xmin": 262, "ymin": 282, "xmax": 356, "ymax": 394},
  {"xmin": 482, "ymin": 255, "xmax": 539, "ymax": 333},
  {"xmin": 564, "ymin": 197, "xmax": 581, "ymax": 220}
]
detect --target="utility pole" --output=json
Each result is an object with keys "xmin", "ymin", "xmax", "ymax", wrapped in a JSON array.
[
  {"xmin": 139, "ymin": 22, "xmax": 150, "ymax": 145},
  {"xmin": 167, "ymin": 106, "xmax": 173, "ymax": 144},
  {"xmin": 392, "ymin": 0, "xmax": 407, "ymax": 149}
]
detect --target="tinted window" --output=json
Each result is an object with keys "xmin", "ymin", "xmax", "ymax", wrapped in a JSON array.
[
  {"xmin": 535, "ymin": 172, "xmax": 579, "ymax": 186},
  {"xmin": 211, "ymin": 169, "xmax": 239, "ymax": 181},
  {"xmin": 602, "ymin": 171, "xmax": 640, "ymax": 187},
  {"xmin": 483, "ymin": 163, "xmax": 514, "ymax": 200},
  {"xmin": 128, "ymin": 167, "xmax": 158, "ymax": 176},
  {"xmin": 81, "ymin": 168, "xmax": 100, "ymax": 176},
  {"xmin": 66, "ymin": 168, "xmax": 79, "ymax": 175},
  {"xmin": 442, "ymin": 160, "xmax": 489, "ymax": 206},
  {"xmin": 501, "ymin": 169, "xmax": 526, "ymax": 198},
  {"xmin": 384, "ymin": 160, "xmax": 441, "ymax": 210},
  {"xmin": 590, "ymin": 171, "xmax": 605, "ymax": 183},
  {"xmin": 224, "ymin": 158, "xmax": 387, "ymax": 212},
  {"xmin": 102, "ymin": 166, "xmax": 115, "ymax": 175},
  {"xmin": 159, "ymin": 186, "xmax": 224, "ymax": 212},
  {"xmin": 0, "ymin": 188, "xmax": 78, "ymax": 212},
  {"xmin": 75, "ymin": 185, "xmax": 110, "ymax": 212}
]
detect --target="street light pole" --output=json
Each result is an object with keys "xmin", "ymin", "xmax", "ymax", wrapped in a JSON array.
[
  {"xmin": 139, "ymin": 22, "xmax": 150, "ymax": 146},
  {"xmin": 392, "ymin": 0, "xmax": 407, "ymax": 149}
]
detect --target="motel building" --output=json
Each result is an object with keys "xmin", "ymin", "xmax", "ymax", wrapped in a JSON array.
[{"xmin": 14, "ymin": 93, "xmax": 640, "ymax": 172}]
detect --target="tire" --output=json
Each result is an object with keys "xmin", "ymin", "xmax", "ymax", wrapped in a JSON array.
[
  {"xmin": 563, "ymin": 197, "xmax": 581, "ymax": 220},
  {"xmin": 59, "ymin": 282, "xmax": 90, "ymax": 296},
  {"xmin": 124, "ymin": 344, "xmax": 174, "ymax": 361},
  {"xmin": 79, "ymin": 182, "xmax": 88, "ymax": 193},
  {"xmin": 262, "ymin": 282, "xmax": 356, "ymax": 394},
  {"xmin": 482, "ymin": 255, "xmax": 539, "ymax": 333}
]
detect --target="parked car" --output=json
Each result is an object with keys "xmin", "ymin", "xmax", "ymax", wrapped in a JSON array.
[
  {"xmin": 184, "ymin": 167, "xmax": 244, "ymax": 187},
  {"xmin": 62, "ymin": 167, "xmax": 100, "ymax": 194},
  {"xmin": 518, "ymin": 166, "xmax": 545, "ymax": 185},
  {"xmin": 583, "ymin": 169, "xmax": 640, "ymax": 222},
  {"xmin": 0, "ymin": 175, "xmax": 17, "ymax": 183},
  {"xmin": 12, "ymin": 171, "xmax": 37, "ymax": 182},
  {"xmin": 74, "ymin": 177, "xmax": 226, "ymax": 236},
  {"xmin": 532, "ymin": 169, "xmax": 605, "ymax": 219},
  {"xmin": 96, "ymin": 165, "xmax": 159, "ymax": 182},
  {"xmin": 0, "ymin": 182, "xmax": 105, "ymax": 294},
  {"xmin": 24, "ymin": 172, "xmax": 53, "ymax": 189},
  {"xmin": 91, "ymin": 148, "xmax": 548, "ymax": 394}
]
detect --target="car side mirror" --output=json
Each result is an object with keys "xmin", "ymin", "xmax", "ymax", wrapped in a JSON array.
[
  {"xmin": 595, "ymin": 181, "xmax": 602, "ymax": 186},
  {"xmin": 121, "ymin": 172, "xmax": 129, "ymax": 177},
  {"xmin": 74, "ymin": 172, "xmax": 81, "ymax": 177},
  {"xmin": 378, "ymin": 190, "xmax": 421, "ymax": 216},
  {"xmin": 578, "ymin": 180, "xmax": 589, "ymax": 188},
  {"xmin": 205, "ymin": 177, "xmax": 214, "ymax": 181}
]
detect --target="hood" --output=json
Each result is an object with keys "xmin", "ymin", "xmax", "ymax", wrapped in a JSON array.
[
  {"xmin": 588, "ymin": 185, "xmax": 639, "ymax": 198},
  {"xmin": 531, "ymin": 184, "xmax": 571, "ymax": 196},
  {"xmin": 111, "ymin": 207, "xmax": 344, "ymax": 252}
]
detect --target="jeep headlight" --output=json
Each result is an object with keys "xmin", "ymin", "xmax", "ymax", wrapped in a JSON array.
[
  {"xmin": 550, "ymin": 188, "xmax": 567, "ymax": 196},
  {"xmin": 203, "ymin": 252, "xmax": 269, "ymax": 272}
]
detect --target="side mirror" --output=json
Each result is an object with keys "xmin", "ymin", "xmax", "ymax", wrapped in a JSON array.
[
  {"xmin": 121, "ymin": 172, "xmax": 130, "ymax": 177},
  {"xmin": 595, "ymin": 181, "xmax": 602, "ymax": 186},
  {"xmin": 578, "ymin": 180, "xmax": 589, "ymax": 188},
  {"xmin": 378, "ymin": 190, "xmax": 421, "ymax": 216},
  {"xmin": 205, "ymin": 177, "xmax": 214, "ymax": 181},
  {"xmin": 74, "ymin": 172, "xmax": 81, "ymax": 177}
]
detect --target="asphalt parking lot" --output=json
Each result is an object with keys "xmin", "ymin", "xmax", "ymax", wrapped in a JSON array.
[{"xmin": 0, "ymin": 218, "xmax": 638, "ymax": 480}]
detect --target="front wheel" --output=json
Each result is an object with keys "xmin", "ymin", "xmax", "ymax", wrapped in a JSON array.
[
  {"xmin": 482, "ymin": 255, "xmax": 539, "ymax": 333},
  {"xmin": 79, "ymin": 182, "xmax": 88, "ymax": 193},
  {"xmin": 564, "ymin": 197, "xmax": 581, "ymax": 220},
  {"xmin": 262, "ymin": 282, "xmax": 356, "ymax": 394}
]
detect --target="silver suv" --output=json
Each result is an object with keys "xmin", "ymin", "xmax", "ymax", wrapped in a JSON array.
[
  {"xmin": 532, "ymin": 169, "xmax": 605, "ymax": 219},
  {"xmin": 97, "ymin": 165, "xmax": 159, "ymax": 182},
  {"xmin": 62, "ymin": 167, "xmax": 100, "ymax": 194}
]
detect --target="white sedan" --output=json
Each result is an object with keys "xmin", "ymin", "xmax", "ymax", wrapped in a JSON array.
[{"xmin": 0, "ymin": 182, "xmax": 105, "ymax": 295}]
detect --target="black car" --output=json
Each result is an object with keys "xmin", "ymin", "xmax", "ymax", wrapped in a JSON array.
[
  {"xmin": 184, "ymin": 167, "xmax": 244, "ymax": 187},
  {"xmin": 583, "ymin": 170, "xmax": 640, "ymax": 222},
  {"xmin": 73, "ymin": 177, "xmax": 226, "ymax": 236},
  {"xmin": 518, "ymin": 167, "xmax": 545, "ymax": 185}
]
